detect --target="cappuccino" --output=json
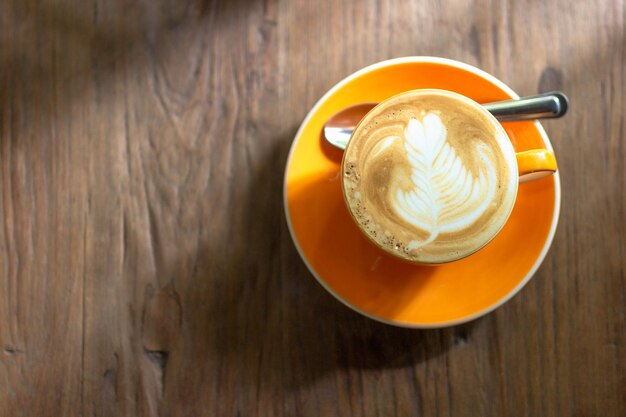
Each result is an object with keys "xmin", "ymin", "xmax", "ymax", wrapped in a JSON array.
[{"xmin": 342, "ymin": 89, "xmax": 518, "ymax": 263}]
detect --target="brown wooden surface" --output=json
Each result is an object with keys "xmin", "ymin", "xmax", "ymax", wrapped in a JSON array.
[{"xmin": 0, "ymin": 0, "xmax": 624, "ymax": 416}]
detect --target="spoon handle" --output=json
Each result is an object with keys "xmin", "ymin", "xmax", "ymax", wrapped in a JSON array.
[{"xmin": 484, "ymin": 91, "xmax": 569, "ymax": 122}]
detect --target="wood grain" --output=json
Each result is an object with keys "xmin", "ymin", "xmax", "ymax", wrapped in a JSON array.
[{"xmin": 0, "ymin": 0, "xmax": 624, "ymax": 416}]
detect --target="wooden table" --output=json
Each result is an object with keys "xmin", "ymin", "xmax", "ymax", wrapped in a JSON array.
[{"xmin": 1, "ymin": 0, "xmax": 624, "ymax": 416}]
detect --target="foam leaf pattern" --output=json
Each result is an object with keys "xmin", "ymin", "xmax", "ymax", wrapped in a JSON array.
[{"xmin": 391, "ymin": 113, "xmax": 497, "ymax": 248}]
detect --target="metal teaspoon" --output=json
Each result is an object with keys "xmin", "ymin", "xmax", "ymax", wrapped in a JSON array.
[{"xmin": 323, "ymin": 91, "xmax": 568, "ymax": 150}]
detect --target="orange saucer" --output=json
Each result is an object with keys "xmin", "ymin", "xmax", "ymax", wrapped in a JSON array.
[{"xmin": 283, "ymin": 57, "xmax": 560, "ymax": 328}]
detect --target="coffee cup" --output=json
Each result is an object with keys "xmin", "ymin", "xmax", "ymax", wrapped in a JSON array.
[{"xmin": 341, "ymin": 89, "xmax": 557, "ymax": 264}]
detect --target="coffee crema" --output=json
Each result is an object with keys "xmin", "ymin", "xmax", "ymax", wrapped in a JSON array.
[{"xmin": 342, "ymin": 89, "xmax": 518, "ymax": 263}]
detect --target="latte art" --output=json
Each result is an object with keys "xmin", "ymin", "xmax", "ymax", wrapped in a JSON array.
[
  {"xmin": 342, "ymin": 89, "xmax": 518, "ymax": 263},
  {"xmin": 392, "ymin": 114, "xmax": 498, "ymax": 249}
]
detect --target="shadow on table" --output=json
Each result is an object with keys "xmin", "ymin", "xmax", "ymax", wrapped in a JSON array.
[
  {"xmin": 204, "ymin": 132, "xmax": 478, "ymax": 395},
  {"xmin": 0, "ymin": 0, "xmax": 256, "ymax": 140}
]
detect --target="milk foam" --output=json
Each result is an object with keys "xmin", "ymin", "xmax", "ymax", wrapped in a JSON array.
[
  {"xmin": 342, "ymin": 90, "xmax": 518, "ymax": 263},
  {"xmin": 391, "ymin": 114, "xmax": 498, "ymax": 248}
]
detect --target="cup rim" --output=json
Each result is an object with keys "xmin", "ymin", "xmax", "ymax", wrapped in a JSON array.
[
  {"xmin": 283, "ymin": 56, "xmax": 561, "ymax": 328},
  {"xmin": 340, "ymin": 87, "xmax": 521, "ymax": 265}
]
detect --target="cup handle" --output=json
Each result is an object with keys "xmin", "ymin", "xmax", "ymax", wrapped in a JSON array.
[{"xmin": 515, "ymin": 149, "xmax": 557, "ymax": 183}]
